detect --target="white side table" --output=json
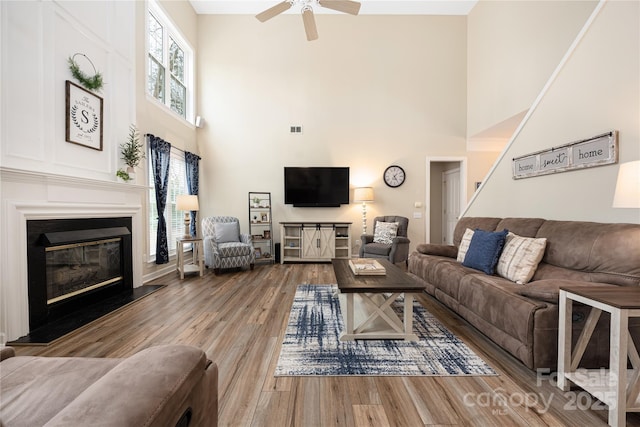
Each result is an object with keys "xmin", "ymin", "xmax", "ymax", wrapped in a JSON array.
[
  {"xmin": 557, "ymin": 285, "xmax": 640, "ymax": 427},
  {"xmin": 176, "ymin": 238, "xmax": 204, "ymax": 279}
]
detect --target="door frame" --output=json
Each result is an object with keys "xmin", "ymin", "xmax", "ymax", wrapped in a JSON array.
[
  {"xmin": 442, "ymin": 167, "xmax": 460, "ymax": 245},
  {"xmin": 425, "ymin": 156, "xmax": 467, "ymax": 244}
]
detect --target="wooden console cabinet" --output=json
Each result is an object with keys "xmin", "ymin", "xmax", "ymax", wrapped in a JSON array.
[{"xmin": 280, "ymin": 222, "xmax": 351, "ymax": 263}]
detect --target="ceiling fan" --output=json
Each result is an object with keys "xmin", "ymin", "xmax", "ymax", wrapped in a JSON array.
[{"xmin": 256, "ymin": 0, "xmax": 362, "ymax": 41}]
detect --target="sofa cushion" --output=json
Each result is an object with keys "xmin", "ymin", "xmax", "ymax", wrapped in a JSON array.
[
  {"xmin": 496, "ymin": 233, "xmax": 547, "ymax": 284},
  {"xmin": 44, "ymin": 345, "xmax": 208, "ymax": 427},
  {"xmin": 214, "ymin": 222, "xmax": 239, "ymax": 243},
  {"xmin": 495, "ymin": 218, "xmax": 545, "ymax": 238},
  {"xmin": 363, "ymin": 242, "xmax": 392, "ymax": 256},
  {"xmin": 463, "ymin": 229, "xmax": 508, "ymax": 274},
  {"xmin": 456, "ymin": 228, "xmax": 474, "ymax": 262},
  {"xmin": 218, "ymin": 241, "xmax": 253, "ymax": 257},
  {"xmin": 373, "ymin": 221, "xmax": 398, "ymax": 244},
  {"xmin": 453, "ymin": 217, "xmax": 502, "ymax": 247},
  {"xmin": 458, "ymin": 273, "xmax": 546, "ymax": 344},
  {"xmin": 0, "ymin": 356, "xmax": 120, "ymax": 426},
  {"xmin": 416, "ymin": 243, "xmax": 457, "ymax": 258}
]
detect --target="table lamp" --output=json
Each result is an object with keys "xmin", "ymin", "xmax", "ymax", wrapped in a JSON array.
[
  {"xmin": 354, "ymin": 187, "xmax": 374, "ymax": 234},
  {"xmin": 612, "ymin": 160, "xmax": 640, "ymax": 208},
  {"xmin": 176, "ymin": 194, "xmax": 199, "ymax": 239}
]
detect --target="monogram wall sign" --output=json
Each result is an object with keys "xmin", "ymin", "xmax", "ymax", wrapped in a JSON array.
[{"xmin": 65, "ymin": 80, "xmax": 103, "ymax": 151}]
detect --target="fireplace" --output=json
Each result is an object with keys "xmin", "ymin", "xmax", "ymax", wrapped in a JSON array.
[{"xmin": 27, "ymin": 218, "xmax": 133, "ymax": 332}]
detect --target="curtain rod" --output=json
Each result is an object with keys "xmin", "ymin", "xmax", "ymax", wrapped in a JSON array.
[
  {"xmin": 144, "ymin": 133, "xmax": 186, "ymax": 154},
  {"xmin": 144, "ymin": 134, "xmax": 202, "ymax": 160}
]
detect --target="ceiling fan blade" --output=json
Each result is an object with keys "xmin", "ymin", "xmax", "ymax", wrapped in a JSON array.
[
  {"xmin": 318, "ymin": 0, "xmax": 361, "ymax": 15},
  {"xmin": 302, "ymin": 8, "xmax": 318, "ymax": 41},
  {"xmin": 256, "ymin": 1, "xmax": 292, "ymax": 22}
]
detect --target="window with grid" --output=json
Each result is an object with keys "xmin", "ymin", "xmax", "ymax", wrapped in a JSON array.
[
  {"xmin": 147, "ymin": 0, "xmax": 192, "ymax": 121},
  {"xmin": 148, "ymin": 149, "xmax": 187, "ymax": 260}
]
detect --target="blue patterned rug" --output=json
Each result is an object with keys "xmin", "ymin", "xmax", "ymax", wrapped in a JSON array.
[{"xmin": 275, "ymin": 284, "xmax": 497, "ymax": 376}]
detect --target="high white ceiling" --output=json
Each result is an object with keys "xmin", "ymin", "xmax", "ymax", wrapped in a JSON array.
[{"xmin": 190, "ymin": 1, "xmax": 478, "ymax": 16}]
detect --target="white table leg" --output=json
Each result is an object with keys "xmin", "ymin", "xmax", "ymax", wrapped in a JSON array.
[
  {"xmin": 557, "ymin": 290, "xmax": 572, "ymax": 391},
  {"xmin": 609, "ymin": 308, "xmax": 628, "ymax": 427},
  {"xmin": 346, "ymin": 293, "xmax": 354, "ymax": 336},
  {"xmin": 177, "ymin": 241, "xmax": 185, "ymax": 279},
  {"xmin": 404, "ymin": 293, "xmax": 414, "ymax": 337}
]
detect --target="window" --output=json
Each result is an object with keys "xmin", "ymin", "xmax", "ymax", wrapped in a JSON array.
[
  {"xmin": 148, "ymin": 149, "xmax": 187, "ymax": 260},
  {"xmin": 146, "ymin": 0, "xmax": 193, "ymax": 121}
]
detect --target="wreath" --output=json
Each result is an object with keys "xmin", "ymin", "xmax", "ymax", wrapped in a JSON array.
[{"xmin": 68, "ymin": 53, "xmax": 104, "ymax": 91}]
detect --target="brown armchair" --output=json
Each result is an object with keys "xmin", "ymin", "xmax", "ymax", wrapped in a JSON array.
[{"xmin": 359, "ymin": 216, "xmax": 410, "ymax": 265}]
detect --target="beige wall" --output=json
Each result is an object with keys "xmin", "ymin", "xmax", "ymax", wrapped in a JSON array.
[
  {"xmin": 466, "ymin": 0, "xmax": 640, "ymax": 224},
  {"xmin": 467, "ymin": 0, "xmax": 597, "ymax": 137},
  {"xmin": 196, "ymin": 15, "xmax": 468, "ymax": 252}
]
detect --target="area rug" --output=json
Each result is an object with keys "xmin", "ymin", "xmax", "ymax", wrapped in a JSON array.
[{"xmin": 275, "ymin": 284, "xmax": 497, "ymax": 376}]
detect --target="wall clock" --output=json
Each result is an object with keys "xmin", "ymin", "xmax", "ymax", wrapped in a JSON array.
[{"xmin": 384, "ymin": 165, "xmax": 405, "ymax": 188}]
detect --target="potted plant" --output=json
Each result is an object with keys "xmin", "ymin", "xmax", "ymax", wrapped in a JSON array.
[
  {"xmin": 252, "ymin": 196, "xmax": 261, "ymax": 207},
  {"xmin": 119, "ymin": 124, "xmax": 144, "ymax": 181}
]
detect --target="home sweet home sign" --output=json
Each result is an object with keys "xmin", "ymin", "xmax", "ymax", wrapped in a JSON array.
[{"xmin": 512, "ymin": 131, "xmax": 618, "ymax": 179}]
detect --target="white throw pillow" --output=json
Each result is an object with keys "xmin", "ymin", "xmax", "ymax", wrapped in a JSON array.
[
  {"xmin": 456, "ymin": 228, "xmax": 474, "ymax": 262},
  {"xmin": 214, "ymin": 222, "xmax": 240, "ymax": 243},
  {"xmin": 373, "ymin": 221, "xmax": 399, "ymax": 244},
  {"xmin": 496, "ymin": 232, "xmax": 547, "ymax": 284}
]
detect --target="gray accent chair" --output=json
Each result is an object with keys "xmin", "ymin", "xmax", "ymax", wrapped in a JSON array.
[
  {"xmin": 359, "ymin": 216, "xmax": 410, "ymax": 265},
  {"xmin": 202, "ymin": 216, "xmax": 255, "ymax": 274}
]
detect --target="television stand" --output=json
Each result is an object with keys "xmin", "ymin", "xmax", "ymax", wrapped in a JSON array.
[{"xmin": 280, "ymin": 222, "xmax": 351, "ymax": 263}]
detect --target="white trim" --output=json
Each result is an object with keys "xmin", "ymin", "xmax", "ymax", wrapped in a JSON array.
[
  {"xmin": 425, "ymin": 157, "xmax": 467, "ymax": 244},
  {"xmin": 2, "ymin": 202, "xmax": 144, "ymax": 340},
  {"xmin": 460, "ymin": 0, "xmax": 607, "ymax": 218}
]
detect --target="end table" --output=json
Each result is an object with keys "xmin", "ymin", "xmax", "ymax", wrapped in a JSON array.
[
  {"xmin": 176, "ymin": 238, "xmax": 204, "ymax": 279},
  {"xmin": 557, "ymin": 285, "xmax": 640, "ymax": 427}
]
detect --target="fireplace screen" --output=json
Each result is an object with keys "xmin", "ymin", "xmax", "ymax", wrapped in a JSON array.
[{"xmin": 45, "ymin": 237, "xmax": 123, "ymax": 304}]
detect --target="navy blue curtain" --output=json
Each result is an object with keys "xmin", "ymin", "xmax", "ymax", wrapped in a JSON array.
[
  {"xmin": 185, "ymin": 151, "xmax": 201, "ymax": 237},
  {"xmin": 148, "ymin": 134, "xmax": 172, "ymax": 264}
]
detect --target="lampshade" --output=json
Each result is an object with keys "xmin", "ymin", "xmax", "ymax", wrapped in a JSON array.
[
  {"xmin": 354, "ymin": 187, "xmax": 374, "ymax": 203},
  {"xmin": 176, "ymin": 194, "xmax": 199, "ymax": 211},
  {"xmin": 612, "ymin": 160, "xmax": 640, "ymax": 208}
]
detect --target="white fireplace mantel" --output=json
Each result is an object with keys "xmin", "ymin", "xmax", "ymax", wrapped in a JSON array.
[{"xmin": 0, "ymin": 167, "xmax": 148, "ymax": 340}]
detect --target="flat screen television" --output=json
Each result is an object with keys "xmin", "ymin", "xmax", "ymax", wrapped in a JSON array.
[{"xmin": 284, "ymin": 167, "xmax": 350, "ymax": 207}]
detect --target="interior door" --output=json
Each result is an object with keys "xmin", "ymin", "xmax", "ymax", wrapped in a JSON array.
[{"xmin": 442, "ymin": 168, "xmax": 460, "ymax": 245}]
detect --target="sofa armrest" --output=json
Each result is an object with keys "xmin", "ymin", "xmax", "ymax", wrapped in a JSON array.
[
  {"xmin": 415, "ymin": 243, "xmax": 457, "ymax": 258},
  {"xmin": 361, "ymin": 234, "xmax": 374, "ymax": 244},
  {"xmin": 240, "ymin": 233, "xmax": 252, "ymax": 244},
  {"xmin": 392, "ymin": 236, "xmax": 410, "ymax": 245},
  {"xmin": 0, "ymin": 346, "xmax": 15, "ymax": 361},
  {"xmin": 45, "ymin": 345, "xmax": 217, "ymax": 427}
]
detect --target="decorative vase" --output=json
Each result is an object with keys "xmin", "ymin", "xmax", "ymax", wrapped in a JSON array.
[{"xmin": 126, "ymin": 166, "xmax": 136, "ymax": 183}]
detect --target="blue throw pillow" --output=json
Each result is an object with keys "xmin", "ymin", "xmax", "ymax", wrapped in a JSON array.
[{"xmin": 462, "ymin": 229, "xmax": 509, "ymax": 275}]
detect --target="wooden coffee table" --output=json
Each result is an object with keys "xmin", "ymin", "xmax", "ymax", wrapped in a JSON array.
[{"xmin": 332, "ymin": 258, "xmax": 426, "ymax": 341}]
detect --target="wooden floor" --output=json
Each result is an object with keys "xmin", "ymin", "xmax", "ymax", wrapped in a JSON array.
[{"xmin": 14, "ymin": 263, "xmax": 640, "ymax": 427}]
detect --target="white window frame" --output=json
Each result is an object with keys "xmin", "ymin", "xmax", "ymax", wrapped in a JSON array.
[
  {"xmin": 148, "ymin": 148, "xmax": 189, "ymax": 262},
  {"xmin": 146, "ymin": 0, "xmax": 194, "ymax": 124}
]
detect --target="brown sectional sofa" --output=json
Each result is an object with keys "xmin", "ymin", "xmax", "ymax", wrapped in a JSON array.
[
  {"xmin": 0, "ymin": 344, "xmax": 217, "ymax": 426},
  {"xmin": 407, "ymin": 217, "xmax": 640, "ymax": 370}
]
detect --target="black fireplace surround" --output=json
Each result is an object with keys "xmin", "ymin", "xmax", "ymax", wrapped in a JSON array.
[{"xmin": 27, "ymin": 217, "xmax": 133, "ymax": 332}]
